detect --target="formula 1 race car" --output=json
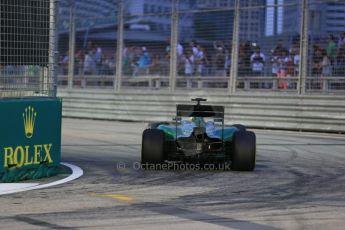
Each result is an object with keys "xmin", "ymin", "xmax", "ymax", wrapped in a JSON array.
[{"xmin": 141, "ymin": 98, "xmax": 256, "ymax": 171}]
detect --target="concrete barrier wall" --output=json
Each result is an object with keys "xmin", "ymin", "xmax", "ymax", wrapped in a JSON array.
[{"xmin": 58, "ymin": 88, "xmax": 345, "ymax": 133}]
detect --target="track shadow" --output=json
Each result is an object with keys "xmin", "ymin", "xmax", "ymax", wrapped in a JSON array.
[{"xmin": 133, "ymin": 202, "xmax": 282, "ymax": 230}]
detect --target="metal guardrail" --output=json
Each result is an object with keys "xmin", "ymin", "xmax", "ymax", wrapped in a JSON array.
[
  {"xmin": 237, "ymin": 76, "xmax": 299, "ymax": 91},
  {"xmin": 57, "ymin": 75, "xmax": 229, "ymax": 89},
  {"xmin": 57, "ymin": 75, "xmax": 345, "ymax": 92},
  {"xmin": 305, "ymin": 77, "xmax": 345, "ymax": 92}
]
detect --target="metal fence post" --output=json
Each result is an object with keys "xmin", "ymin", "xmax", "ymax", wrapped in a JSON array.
[
  {"xmin": 169, "ymin": 0, "xmax": 179, "ymax": 92},
  {"xmin": 115, "ymin": 0, "xmax": 124, "ymax": 92},
  {"xmin": 298, "ymin": 0, "xmax": 308, "ymax": 94},
  {"xmin": 229, "ymin": 0, "xmax": 240, "ymax": 94},
  {"xmin": 228, "ymin": 0, "xmax": 240, "ymax": 94},
  {"xmin": 49, "ymin": 0, "xmax": 59, "ymax": 97},
  {"xmin": 67, "ymin": 0, "xmax": 76, "ymax": 89}
]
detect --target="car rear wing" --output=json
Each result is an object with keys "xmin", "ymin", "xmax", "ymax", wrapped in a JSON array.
[{"xmin": 176, "ymin": 104, "xmax": 224, "ymax": 118}]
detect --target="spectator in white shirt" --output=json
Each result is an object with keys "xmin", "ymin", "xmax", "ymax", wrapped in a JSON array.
[
  {"xmin": 337, "ymin": 32, "xmax": 345, "ymax": 48},
  {"xmin": 250, "ymin": 46, "xmax": 266, "ymax": 76},
  {"xmin": 184, "ymin": 50, "xmax": 194, "ymax": 76}
]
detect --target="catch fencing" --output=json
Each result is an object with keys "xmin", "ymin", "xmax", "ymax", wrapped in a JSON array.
[
  {"xmin": 57, "ymin": 0, "xmax": 345, "ymax": 94},
  {"xmin": 0, "ymin": 0, "xmax": 58, "ymax": 98}
]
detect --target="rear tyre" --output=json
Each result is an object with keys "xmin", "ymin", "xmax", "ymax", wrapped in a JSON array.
[
  {"xmin": 141, "ymin": 129, "xmax": 165, "ymax": 168},
  {"xmin": 233, "ymin": 124, "xmax": 246, "ymax": 132},
  {"xmin": 232, "ymin": 131, "xmax": 256, "ymax": 171}
]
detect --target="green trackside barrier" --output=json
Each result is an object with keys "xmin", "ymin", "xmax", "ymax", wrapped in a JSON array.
[{"xmin": 0, "ymin": 98, "xmax": 62, "ymax": 182}]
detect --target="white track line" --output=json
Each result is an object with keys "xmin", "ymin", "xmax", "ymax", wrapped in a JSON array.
[
  {"xmin": 0, "ymin": 183, "xmax": 39, "ymax": 193},
  {"xmin": 0, "ymin": 162, "xmax": 83, "ymax": 195}
]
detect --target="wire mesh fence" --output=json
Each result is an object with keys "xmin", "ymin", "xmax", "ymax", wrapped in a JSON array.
[
  {"xmin": 176, "ymin": 2, "xmax": 235, "ymax": 89},
  {"xmin": 122, "ymin": 7, "xmax": 171, "ymax": 89},
  {"xmin": 56, "ymin": 0, "xmax": 345, "ymax": 94},
  {"xmin": 236, "ymin": 0, "xmax": 301, "ymax": 92},
  {"xmin": 306, "ymin": 0, "xmax": 345, "ymax": 92},
  {"xmin": 0, "ymin": 0, "xmax": 57, "ymax": 98},
  {"xmin": 57, "ymin": 0, "xmax": 118, "ymax": 88}
]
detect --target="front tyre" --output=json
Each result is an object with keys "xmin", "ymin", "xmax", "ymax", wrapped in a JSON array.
[
  {"xmin": 141, "ymin": 129, "xmax": 165, "ymax": 167},
  {"xmin": 232, "ymin": 131, "xmax": 256, "ymax": 171}
]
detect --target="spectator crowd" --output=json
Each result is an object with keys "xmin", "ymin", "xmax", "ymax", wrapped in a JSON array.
[
  {"xmin": 59, "ymin": 32, "xmax": 345, "ymax": 85},
  {"xmin": 59, "ymin": 41, "xmax": 116, "ymax": 76}
]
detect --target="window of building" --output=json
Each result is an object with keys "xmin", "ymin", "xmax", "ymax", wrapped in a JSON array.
[
  {"xmin": 144, "ymin": 4, "xmax": 149, "ymax": 14},
  {"xmin": 219, "ymin": 0, "xmax": 228, "ymax": 7},
  {"xmin": 151, "ymin": 5, "xmax": 155, "ymax": 13}
]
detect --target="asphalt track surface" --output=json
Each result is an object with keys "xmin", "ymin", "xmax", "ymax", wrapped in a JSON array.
[{"xmin": 1, "ymin": 118, "xmax": 345, "ymax": 230}]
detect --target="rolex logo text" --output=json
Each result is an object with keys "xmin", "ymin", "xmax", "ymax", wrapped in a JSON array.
[{"xmin": 2, "ymin": 106, "xmax": 54, "ymax": 168}]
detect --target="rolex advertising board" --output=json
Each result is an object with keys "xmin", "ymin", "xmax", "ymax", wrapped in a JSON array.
[{"xmin": 0, "ymin": 98, "xmax": 62, "ymax": 178}]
